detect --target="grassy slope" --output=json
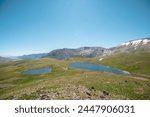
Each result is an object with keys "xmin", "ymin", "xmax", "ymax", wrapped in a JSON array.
[
  {"xmin": 0, "ymin": 56, "xmax": 150, "ymax": 100},
  {"xmin": 98, "ymin": 52, "xmax": 150, "ymax": 78}
]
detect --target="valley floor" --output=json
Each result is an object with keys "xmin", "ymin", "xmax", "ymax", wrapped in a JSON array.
[{"xmin": 0, "ymin": 53, "xmax": 150, "ymax": 100}]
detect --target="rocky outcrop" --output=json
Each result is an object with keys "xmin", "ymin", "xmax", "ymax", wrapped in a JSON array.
[
  {"xmin": 44, "ymin": 47, "xmax": 105, "ymax": 59},
  {"xmin": 37, "ymin": 85, "xmax": 111, "ymax": 100}
]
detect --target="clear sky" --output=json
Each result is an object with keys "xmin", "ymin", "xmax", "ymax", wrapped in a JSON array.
[{"xmin": 0, "ymin": 0, "xmax": 150, "ymax": 56}]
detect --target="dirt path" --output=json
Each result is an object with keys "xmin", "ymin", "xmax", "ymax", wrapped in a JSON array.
[{"xmin": 131, "ymin": 76, "xmax": 150, "ymax": 81}]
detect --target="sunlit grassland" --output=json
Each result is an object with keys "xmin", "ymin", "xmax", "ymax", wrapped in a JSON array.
[
  {"xmin": 0, "ymin": 55, "xmax": 150, "ymax": 100},
  {"xmin": 98, "ymin": 52, "xmax": 150, "ymax": 78}
]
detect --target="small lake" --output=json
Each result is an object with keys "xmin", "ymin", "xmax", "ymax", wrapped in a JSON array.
[
  {"xmin": 70, "ymin": 62, "xmax": 129, "ymax": 75},
  {"xmin": 24, "ymin": 68, "xmax": 52, "ymax": 75}
]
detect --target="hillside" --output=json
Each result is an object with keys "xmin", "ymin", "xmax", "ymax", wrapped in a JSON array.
[
  {"xmin": 44, "ymin": 47, "xmax": 105, "ymax": 59},
  {"xmin": 103, "ymin": 38, "xmax": 150, "ymax": 56},
  {"xmin": 0, "ymin": 55, "xmax": 150, "ymax": 100},
  {"xmin": 99, "ymin": 52, "xmax": 150, "ymax": 78}
]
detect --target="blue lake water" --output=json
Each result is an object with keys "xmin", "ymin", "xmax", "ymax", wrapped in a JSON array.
[
  {"xmin": 70, "ymin": 62, "xmax": 129, "ymax": 75},
  {"xmin": 24, "ymin": 68, "xmax": 52, "ymax": 75}
]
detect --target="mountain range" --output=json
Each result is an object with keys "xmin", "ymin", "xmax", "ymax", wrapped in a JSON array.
[
  {"xmin": 17, "ymin": 53, "xmax": 47, "ymax": 60},
  {"xmin": 44, "ymin": 37, "xmax": 150, "ymax": 59},
  {"xmin": 44, "ymin": 47, "xmax": 105, "ymax": 59},
  {"xmin": 1, "ymin": 37, "xmax": 150, "ymax": 60}
]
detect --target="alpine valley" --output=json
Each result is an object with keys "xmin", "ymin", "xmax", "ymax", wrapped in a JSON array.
[{"xmin": 0, "ymin": 38, "xmax": 150, "ymax": 100}]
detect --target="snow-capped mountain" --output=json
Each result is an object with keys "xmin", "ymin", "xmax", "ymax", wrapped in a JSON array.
[
  {"xmin": 119, "ymin": 38, "xmax": 150, "ymax": 51},
  {"xmin": 103, "ymin": 38, "xmax": 150, "ymax": 56},
  {"xmin": 120, "ymin": 38, "xmax": 150, "ymax": 47}
]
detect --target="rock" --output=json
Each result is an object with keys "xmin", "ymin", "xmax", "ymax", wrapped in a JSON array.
[
  {"xmin": 40, "ymin": 95, "xmax": 49, "ymax": 100},
  {"xmin": 90, "ymin": 86, "xmax": 96, "ymax": 91},
  {"xmin": 86, "ymin": 91, "xmax": 91, "ymax": 96},
  {"xmin": 103, "ymin": 90, "xmax": 109, "ymax": 96},
  {"xmin": 100, "ymin": 95, "xmax": 105, "ymax": 99}
]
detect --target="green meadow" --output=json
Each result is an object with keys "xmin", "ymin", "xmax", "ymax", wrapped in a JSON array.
[
  {"xmin": 0, "ymin": 53, "xmax": 150, "ymax": 100},
  {"xmin": 99, "ymin": 52, "xmax": 150, "ymax": 78}
]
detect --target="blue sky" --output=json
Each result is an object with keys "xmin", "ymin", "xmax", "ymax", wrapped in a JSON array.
[{"xmin": 0, "ymin": 0, "xmax": 150, "ymax": 56}]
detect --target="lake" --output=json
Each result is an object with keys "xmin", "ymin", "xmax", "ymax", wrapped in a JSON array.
[
  {"xmin": 70, "ymin": 62, "xmax": 129, "ymax": 75},
  {"xmin": 24, "ymin": 68, "xmax": 52, "ymax": 75}
]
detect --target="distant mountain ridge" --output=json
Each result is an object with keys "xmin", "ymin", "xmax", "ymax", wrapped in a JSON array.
[
  {"xmin": 0, "ymin": 56, "xmax": 13, "ymax": 62},
  {"xmin": 12, "ymin": 37, "xmax": 150, "ymax": 60},
  {"xmin": 17, "ymin": 53, "xmax": 47, "ymax": 60}
]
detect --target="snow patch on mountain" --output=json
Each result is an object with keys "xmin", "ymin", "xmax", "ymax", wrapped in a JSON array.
[
  {"xmin": 142, "ymin": 39, "xmax": 150, "ymax": 45},
  {"xmin": 120, "ymin": 38, "xmax": 150, "ymax": 47}
]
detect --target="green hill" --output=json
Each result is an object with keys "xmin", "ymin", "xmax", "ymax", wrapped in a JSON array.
[
  {"xmin": 99, "ymin": 52, "xmax": 150, "ymax": 78},
  {"xmin": 0, "ymin": 54, "xmax": 150, "ymax": 100}
]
